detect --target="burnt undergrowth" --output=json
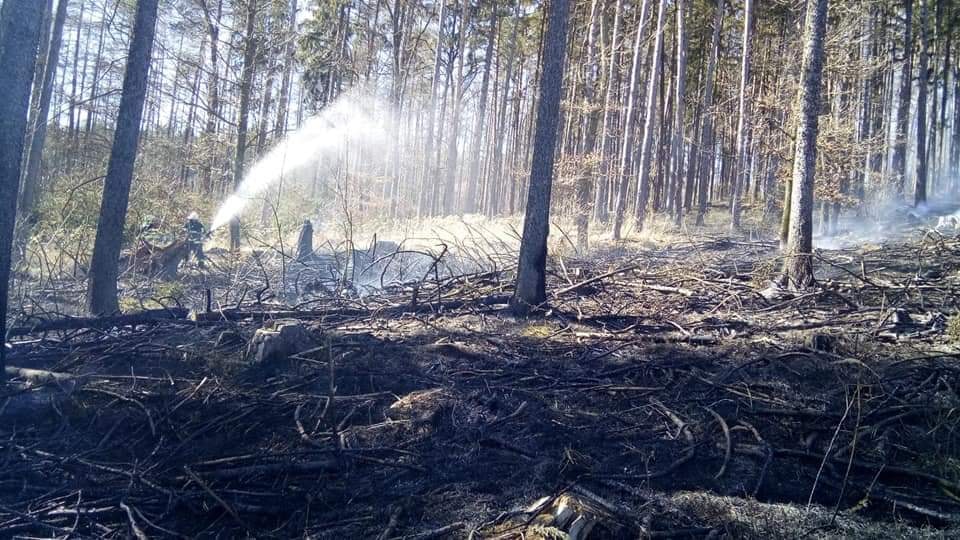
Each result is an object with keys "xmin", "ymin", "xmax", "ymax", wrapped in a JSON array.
[{"xmin": 3, "ymin": 224, "xmax": 960, "ymax": 538}]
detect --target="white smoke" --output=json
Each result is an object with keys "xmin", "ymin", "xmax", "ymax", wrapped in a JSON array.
[{"xmin": 211, "ymin": 90, "xmax": 391, "ymax": 231}]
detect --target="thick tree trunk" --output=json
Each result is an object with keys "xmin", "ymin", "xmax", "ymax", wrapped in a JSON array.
[
  {"xmin": 783, "ymin": 0, "xmax": 829, "ymax": 289},
  {"xmin": 0, "ymin": 0, "xmax": 45, "ymax": 380},
  {"xmin": 510, "ymin": 0, "xmax": 570, "ymax": 315},
  {"xmin": 85, "ymin": 0, "xmax": 159, "ymax": 315}
]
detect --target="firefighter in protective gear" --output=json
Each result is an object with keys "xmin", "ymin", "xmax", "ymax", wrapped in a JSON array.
[{"xmin": 184, "ymin": 212, "xmax": 207, "ymax": 267}]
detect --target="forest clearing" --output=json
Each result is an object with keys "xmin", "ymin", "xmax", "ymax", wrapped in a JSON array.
[{"xmin": 2, "ymin": 0, "xmax": 960, "ymax": 537}]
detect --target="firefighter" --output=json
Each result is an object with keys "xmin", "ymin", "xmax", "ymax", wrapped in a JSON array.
[{"xmin": 184, "ymin": 212, "xmax": 207, "ymax": 267}]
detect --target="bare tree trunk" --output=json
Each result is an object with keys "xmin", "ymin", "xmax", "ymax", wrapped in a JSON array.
[
  {"xmin": 275, "ymin": 0, "xmax": 298, "ymax": 139},
  {"xmin": 419, "ymin": 0, "xmax": 446, "ymax": 217},
  {"xmin": 594, "ymin": 0, "xmax": 624, "ymax": 223},
  {"xmin": 783, "ymin": 0, "xmax": 829, "ymax": 289},
  {"xmin": 575, "ymin": 0, "xmax": 602, "ymax": 251},
  {"xmin": 443, "ymin": 0, "xmax": 469, "ymax": 215},
  {"xmin": 0, "ymin": 0, "xmax": 44, "ymax": 380},
  {"xmin": 696, "ymin": 0, "xmax": 723, "ymax": 226},
  {"xmin": 670, "ymin": 0, "xmax": 688, "ymax": 226},
  {"xmin": 229, "ymin": 0, "xmax": 259, "ymax": 251},
  {"xmin": 892, "ymin": 0, "xmax": 912, "ymax": 198},
  {"xmin": 465, "ymin": 1, "xmax": 497, "ymax": 214},
  {"xmin": 86, "ymin": 0, "xmax": 159, "ymax": 315},
  {"xmin": 510, "ymin": 0, "xmax": 570, "ymax": 315},
  {"xmin": 18, "ymin": 0, "xmax": 69, "ymax": 226},
  {"xmin": 730, "ymin": 0, "xmax": 754, "ymax": 230},
  {"xmin": 914, "ymin": 0, "xmax": 929, "ymax": 206},
  {"xmin": 632, "ymin": 0, "xmax": 668, "ymax": 231},
  {"xmin": 27, "ymin": 0, "xmax": 53, "ymax": 134},
  {"xmin": 611, "ymin": 0, "xmax": 650, "ymax": 240},
  {"xmin": 488, "ymin": 1, "xmax": 520, "ymax": 217},
  {"xmin": 84, "ymin": 0, "xmax": 108, "ymax": 136},
  {"xmin": 200, "ymin": 0, "xmax": 223, "ymax": 191},
  {"xmin": 68, "ymin": 0, "xmax": 85, "ymax": 144}
]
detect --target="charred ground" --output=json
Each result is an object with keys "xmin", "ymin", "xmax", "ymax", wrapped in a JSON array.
[{"xmin": 3, "ymin": 216, "xmax": 960, "ymax": 539}]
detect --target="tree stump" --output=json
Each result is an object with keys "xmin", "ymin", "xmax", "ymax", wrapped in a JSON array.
[
  {"xmin": 297, "ymin": 219, "xmax": 314, "ymax": 261},
  {"xmin": 246, "ymin": 319, "xmax": 317, "ymax": 363}
]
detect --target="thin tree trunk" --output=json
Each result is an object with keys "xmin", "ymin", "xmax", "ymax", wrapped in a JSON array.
[
  {"xmin": 914, "ymin": 0, "xmax": 929, "ymax": 206},
  {"xmin": 632, "ymin": 0, "xmax": 668, "ymax": 231},
  {"xmin": 670, "ymin": 0, "xmax": 688, "ymax": 226},
  {"xmin": 465, "ymin": 1, "xmax": 497, "ymax": 214},
  {"xmin": 696, "ymin": 0, "xmax": 723, "ymax": 226},
  {"xmin": 18, "ymin": 0, "xmax": 69, "ymax": 225},
  {"xmin": 200, "ymin": 0, "xmax": 223, "ymax": 191},
  {"xmin": 420, "ymin": 0, "xmax": 446, "ymax": 216},
  {"xmin": 594, "ymin": 0, "xmax": 624, "ymax": 223},
  {"xmin": 229, "ymin": 0, "xmax": 259, "ymax": 251},
  {"xmin": 611, "ymin": 0, "xmax": 650, "ymax": 240},
  {"xmin": 730, "ymin": 0, "xmax": 754, "ymax": 230}
]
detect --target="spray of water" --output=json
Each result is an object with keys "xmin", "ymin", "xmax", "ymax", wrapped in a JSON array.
[{"xmin": 210, "ymin": 90, "xmax": 390, "ymax": 231}]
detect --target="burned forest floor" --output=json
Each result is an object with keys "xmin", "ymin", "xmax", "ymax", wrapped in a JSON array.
[{"xmin": 4, "ymin": 209, "xmax": 960, "ymax": 539}]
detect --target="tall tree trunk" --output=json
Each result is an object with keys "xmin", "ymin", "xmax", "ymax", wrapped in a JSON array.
[
  {"xmin": 510, "ymin": 0, "xmax": 570, "ymax": 316},
  {"xmin": 670, "ymin": 0, "xmax": 688, "ymax": 226},
  {"xmin": 914, "ymin": 0, "xmax": 929, "ymax": 206},
  {"xmin": 632, "ymin": 0, "xmax": 668, "ymax": 231},
  {"xmin": 730, "ymin": 0, "xmax": 754, "ymax": 230},
  {"xmin": 696, "ymin": 0, "xmax": 723, "ymax": 226},
  {"xmin": 443, "ymin": 0, "xmax": 469, "ymax": 215},
  {"xmin": 611, "ymin": 0, "xmax": 650, "ymax": 240},
  {"xmin": 27, "ymin": 0, "xmax": 53, "ymax": 136},
  {"xmin": 576, "ymin": 0, "xmax": 603, "ymax": 251},
  {"xmin": 18, "ymin": 0, "xmax": 69, "ymax": 225},
  {"xmin": 84, "ymin": 0, "xmax": 108, "ymax": 136},
  {"xmin": 229, "ymin": 0, "xmax": 259, "ymax": 251},
  {"xmin": 0, "ymin": 0, "xmax": 44, "ymax": 380},
  {"xmin": 85, "ymin": 0, "xmax": 159, "ymax": 315},
  {"xmin": 465, "ymin": 1, "xmax": 497, "ymax": 214},
  {"xmin": 419, "ymin": 0, "xmax": 446, "ymax": 217},
  {"xmin": 594, "ymin": 0, "xmax": 624, "ymax": 223},
  {"xmin": 783, "ymin": 0, "xmax": 829, "ymax": 289},
  {"xmin": 892, "ymin": 0, "xmax": 913, "ymax": 198},
  {"xmin": 68, "ymin": 0, "xmax": 85, "ymax": 143},
  {"xmin": 487, "ymin": 1, "xmax": 520, "ymax": 217},
  {"xmin": 274, "ymin": 0, "xmax": 297, "ymax": 139},
  {"xmin": 200, "ymin": 0, "xmax": 223, "ymax": 191}
]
